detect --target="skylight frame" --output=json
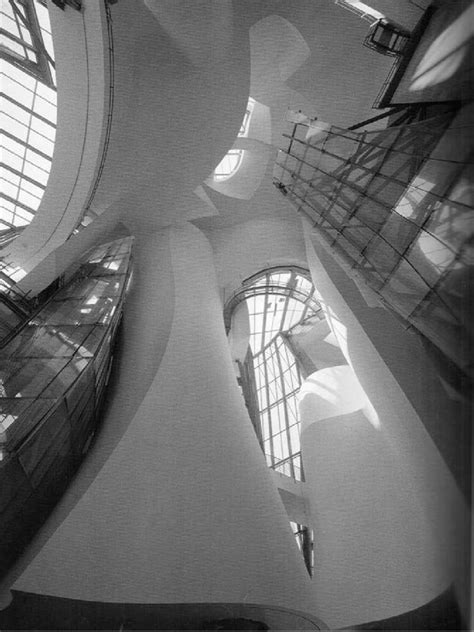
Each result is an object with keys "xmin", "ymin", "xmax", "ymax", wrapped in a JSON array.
[
  {"xmin": 0, "ymin": 0, "xmax": 55, "ymax": 88},
  {"xmin": 0, "ymin": 0, "xmax": 56, "ymax": 240}
]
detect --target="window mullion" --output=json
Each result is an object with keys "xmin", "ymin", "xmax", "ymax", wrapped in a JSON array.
[
  {"xmin": 261, "ymin": 345, "xmax": 273, "ymax": 466},
  {"xmin": 9, "ymin": 0, "xmax": 29, "ymax": 29},
  {"xmin": 274, "ymin": 335, "xmax": 294, "ymax": 477},
  {"xmin": 280, "ymin": 289, "xmax": 291, "ymax": 332}
]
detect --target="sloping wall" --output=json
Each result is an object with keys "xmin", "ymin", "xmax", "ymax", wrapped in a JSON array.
[
  {"xmin": 11, "ymin": 223, "xmax": 319, "ymax": 618},
  {"xmin": 300, "ymin": 221, "xmax": 470, "ymax": 627}
]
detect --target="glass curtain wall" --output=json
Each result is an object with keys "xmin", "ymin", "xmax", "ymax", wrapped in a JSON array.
[
  {"xmin": 273, "ymin": 113, "xmax": 473, "ymax": 384},
  {"xmin": 0, "ymin": 236, "xmax": 133, "ymax": 573}
]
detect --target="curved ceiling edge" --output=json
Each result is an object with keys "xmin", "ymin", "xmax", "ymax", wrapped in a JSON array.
[{"xmin": 4, "ymin": 1, "xmax": 110, "ymax": 279}]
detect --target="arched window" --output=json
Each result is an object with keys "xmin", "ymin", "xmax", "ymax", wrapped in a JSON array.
[
  {"xmin": 213, "ymin": 98, "xmax": 255, "ymax": 181},
  {"xmin": 226, "ymin": 267, "xmax": 323, "ymax": 481},
  {"xmin": 0, "ymin": 0, "xmax": 56, "ymax": 244},
  {"xmin": 213, "ymin": 149, "xmax": 243, "ymax": 180}
]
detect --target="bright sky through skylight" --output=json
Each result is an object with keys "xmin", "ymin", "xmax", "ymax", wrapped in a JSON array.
[
  {"xmin": 0, "ymin": 0, "xmax": 56, "ymax": 239},
  {"xmin": 213, "ymin": 97, "xmax": 255, "ymax": 180}
]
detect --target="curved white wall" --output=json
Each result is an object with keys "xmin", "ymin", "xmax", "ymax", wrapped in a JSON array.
[
  {"xmin": 300, "ymin": 220, "xmax": 469, "ymax": 628},
  {"xmin": 12, "ymin": 223, "xmax": 318, "ymax": 617},
  {"xmin": 250, "ymin": 15, "xmax": 311, "ymax": 103},
  {"xmin": 86, "ymin": 0, "xmax": 251, "ymax": 234},
  {"xmin": 209, "ymin": 216, "xmax": 308, "ymax": 301},
  {"xmin": 5, "ymin": 1, "xmax": 109, "ymax": 276},
  {"xmin": 144, "ymin": 0, "xmax": 234, "ymax": 69}
]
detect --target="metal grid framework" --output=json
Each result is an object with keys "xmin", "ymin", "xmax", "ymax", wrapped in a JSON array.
[
  {"xmin": 228, "ymin": 268, "xmax": 324, "ymax": 482},
  {"xmin": 273, "ymin": 113, "xmax": 473, "ymax": 380},
  {"xmin": 255, "ymin": 334, "xmax": 303, "ymax": 479},
  {"xmin": 0, "ymin": 236, "xmax": 133, "ymax": 453},
  {"xmin": 0, "ymin": 0, "xmax": 56, "ymax": 243},
  {"xmin": 0, "ymin": 0, "xmax": 54, "ymax": 85}
]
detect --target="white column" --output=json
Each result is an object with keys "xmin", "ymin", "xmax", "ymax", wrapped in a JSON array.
[{"xmin": 11, "ymin": 223, "xmax": 318, "ymax": 616}]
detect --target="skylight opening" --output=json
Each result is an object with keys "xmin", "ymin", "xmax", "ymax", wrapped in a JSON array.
[
  {"xmin": 213, "ymin": 149, "xmax": 243, "ymax": 181},
  {"xmin": 0, "ymin": 0, "xmax": 56, "ymax": 244},
  {"xmin": 213, "ymin": 97, "xmax": 255, "ymax": 181}
]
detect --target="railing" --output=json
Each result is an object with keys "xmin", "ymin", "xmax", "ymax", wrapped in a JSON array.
[{"xmin": 273, "ymin": 112, "xmax": 472, "ymax": 384}]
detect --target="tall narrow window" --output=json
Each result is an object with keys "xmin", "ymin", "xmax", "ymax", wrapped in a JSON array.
[
  {"xmin": 226, "ymin": 267, "xmax": 320, "ymax": 574},
  {"xmin": 226, "ymin": 267, "xmax": 323, "ymax": 481}
]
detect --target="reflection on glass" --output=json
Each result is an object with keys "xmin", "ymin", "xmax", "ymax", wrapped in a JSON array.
[{"xmin": 0, "ymin": 237, "xmax": 133, "ymax": 451}]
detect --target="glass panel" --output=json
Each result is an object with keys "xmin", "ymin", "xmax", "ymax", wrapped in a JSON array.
[
  {"xmin": 35, "ymin": 297, "xmax": 118, "ymax": 326},
  {"xmin": 22, "ymin": 160, "xmax": 49, "ymax": 185},
  {"xmin": 364, "ymin": 236, "xmax": 400, "ymax": 279},
  {"xmin": 381, "ymin": 259, "xmax": 431, "ymax": 318},
  {"xmin": 5, "ymin": 325, "xmax": 108, "ymax": 361},
  {"xmin": 66, "ymin": 362, "xmax": 95, "ymax": 416},
  {"xmin": 17, "ymin": 405, "xmax": 70, "ymax": 488},
  {"xmin": 237, "ymin": 269, "xmax": 316, "ymax": 482},
  {"xmin": 0, "ymin": 357, "xmax": 90, "ymax": 399},
  {"xmin": 0, "ymin": 398, "xmax": 58, "ymax": 448},
  {"xmin": 56, "ymin": 275, "xmax": 126, "ymax": 300},
  {"xmin": 87, "ymin": 255, "xmax": 131, "ymax": 276},
  {"xmin": 30, "ymin": 115, "xmax": 56, "ymax": 141},
  {"xmin": 380, "ymin": 213, "xmax": 421, "ymax": 254},
  {"xmin": 0, "ymin": 0, "xmax": 56, "ymax": 244}
]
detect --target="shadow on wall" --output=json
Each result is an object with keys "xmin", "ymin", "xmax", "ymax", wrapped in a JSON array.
[{"xmin": 342, "ymin": 584, "xmax": 465, "ymax": 630}]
